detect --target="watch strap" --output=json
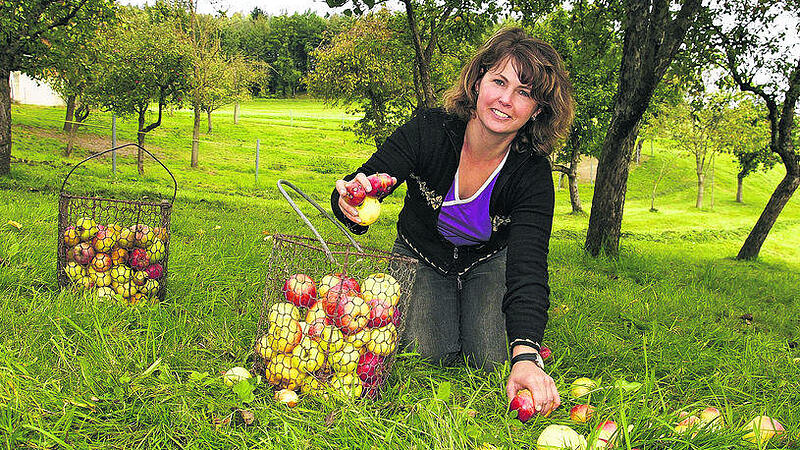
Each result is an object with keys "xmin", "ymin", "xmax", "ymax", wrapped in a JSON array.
[{"xmin": 510, "ymin": 352, "xmax": 544, "ymax": 370}]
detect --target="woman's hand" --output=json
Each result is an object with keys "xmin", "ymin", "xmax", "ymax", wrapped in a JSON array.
[
  {"xmin": 335, "ymin": 172, "xmax": 372, "ymax": 224},
  {"xmin": 506, "ymin": 351, "xmax": 560, "ymax": 416}
]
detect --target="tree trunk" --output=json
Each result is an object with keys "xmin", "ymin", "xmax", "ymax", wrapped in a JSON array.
[
  {"xmin": 736, "ymin": 174, "xmax": 744, "ymax": 203},
  {"xmin": 737, "ymin": 172, "xmax": 800, "ymax": 259},
  {"xmin": 568, "ymin": 170, "xmax": 582, "ymax": 214},
  {"xmin": 402, "ymin": 0, "xmax": 439, "ymax": 108},
  {"xmin": 233, "ymin": 102, "xmax": 239, "ymax": 124},
  {"xmin": 206, "ymin": 110, "xmax": 212, "ymax": 133},
  {"xmin": 137, "ymin": 112, "xmax": 146, "ymax": 175},
  {"xmin": 584, "ymin": 0, "xmax": 701, "ymax": 257},
  {"xmin": 64, "ymin": 94, "xmax": 76, "ymax": 132},
  {"xmin": 696, "ymin": 172, "xmax": 705, "ymax": 208},
  {"xmin": 585, "ymin": 120, "xmax": 638, "ymax": 256},
  {"xmin": 558, "ymin": 172, "xmax": 566, "ymax": 190},
  {"xmin": 191, "ymin": 106, "xmax": 200, "ymax": 168},
  {"xmin": 65, "ymin": 125, "xmax": 77, "ymax": 157},
  {"xmin": 0, "ymin": 68, "xmax": 11, "ymax": 176},
  {"xmin": 634, "ymin": 137, "xmax": 643, "ymax": 164}
]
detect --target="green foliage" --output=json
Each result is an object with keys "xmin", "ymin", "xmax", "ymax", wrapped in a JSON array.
[
  {"xmin": 306, "ymin": 10, "xmax": 416, "ymax": 147},
  {"xmin": 94, "ymin": 11, "xmax": 192, "ymax": 121},
  {"xmin": 0, "ymin": 0, "xmax": 115, "ymax": 73}
]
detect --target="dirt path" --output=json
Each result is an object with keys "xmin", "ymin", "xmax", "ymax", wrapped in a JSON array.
[{"xmin": 15, "ymin": 124, "xmax": 165, "ymax": 158}]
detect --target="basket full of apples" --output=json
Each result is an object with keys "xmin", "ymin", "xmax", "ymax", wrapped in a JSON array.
[
  {"xmin": 253, "ymin": 180, "xmax": 417, "ymax": 401},
  {"xmin": 57, "ymin": 144, "xmax": 176, "ymax": 304}
]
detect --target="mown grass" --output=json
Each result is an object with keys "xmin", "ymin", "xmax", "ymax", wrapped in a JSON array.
[{"xmin": 0, "ymin": 98, "xmax": 798, "ymax": 449}]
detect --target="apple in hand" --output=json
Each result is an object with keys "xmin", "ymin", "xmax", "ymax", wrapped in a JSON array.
[
  {"xmin": 343, "ymin": 180, "xmax": 367, "ymax": 206},
  {"xmin": 355, "ymin": 196, "xmax": 381, "ymax": 225},
  {"xmin": 283, "ymin": 273, "xmax": 317, "ymax": 308},
  {"xmin": 509, "ymin": 389, "xmax": 538, "ymax": 423},
  {"xmin": 366, "ymin": 173, "xmax": 396, "ymax": 197}
]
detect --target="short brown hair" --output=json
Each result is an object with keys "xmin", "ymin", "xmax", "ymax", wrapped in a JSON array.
[{"xmin": 443, "ymin": 27, "xmax": 575, "ymax": 155}]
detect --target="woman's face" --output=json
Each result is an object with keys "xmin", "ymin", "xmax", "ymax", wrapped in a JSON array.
[{"xmin": 474, "ymin": 58, "xmax": 539, "ymax": 139}]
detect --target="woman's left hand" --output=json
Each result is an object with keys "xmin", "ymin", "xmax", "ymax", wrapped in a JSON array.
[{"xmin": 506, "ymin": 356, "xmax": 560, "ymax": 416}]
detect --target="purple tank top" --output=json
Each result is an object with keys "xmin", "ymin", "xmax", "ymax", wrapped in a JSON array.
[{"xmin": 437, "ymin": 152, "xmax": 508, "ymax": 246}]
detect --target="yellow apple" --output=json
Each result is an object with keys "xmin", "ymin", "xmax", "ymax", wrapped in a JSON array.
[
  {"xmin": 266, "ymin": 316, "xmax": 303, "ymax": 353},
  {"xmin": 330, "ymin": 373, "xmax": 363, "ymax": 399},
  {"xmin": 366, "ymin": 323, "xmax": 397, "ymax": 356},
  {"xmin": 269, "ymin": 302, "xmax": 302, "ymax": 323},
  {"xmin": 362, "ymin": 272, "xmax": 401, "ymax": 306},
  {"xmin": 291, "ymin": 335, "xmax": 325, "ymax": 373},
  {"xmin": 329, "ymin": 342, "xmax": 359, "ymax": 373},
  {"xmin": 355, "ymin": 196, "xmax": 381, "ymax": 225}
]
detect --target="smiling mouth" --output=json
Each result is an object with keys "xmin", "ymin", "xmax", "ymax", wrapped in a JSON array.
[{"xmin": 491, "ymin": 108, "xmax": 510, "ymax": 119}]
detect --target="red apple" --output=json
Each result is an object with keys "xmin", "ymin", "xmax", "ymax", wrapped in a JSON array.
[
  {"xmin": 595, "ymin": 421, "xmax": 618, "ymax": 446},
  {"xmin": 367, "ymin": 297, "xmax": 395, "ymax": 328},
  {"xmin": 392, "ymin": 307, "xmax": 402, "ymax": 326},
  {"xmin": 145, "ymin": 263, "xmax": 163, "ymax": 280},
  {"xmin": 333, "ymin": 293, "xmax": 370, "ymax": 335},
  {"xmin": 343, "ymin": 180, "xmax": 367, "ymax": 206},
  {"xmin": 539, "ymin": 346, "xmax": 552, "ymax": 360},
  {"xmin": 323, "ymin": 282, "xmax": 359, "ymax": 316},
  {"xmin": 356, "ymin": 352, "xmax": 386, "ymax": 383},
  {"xmin": 509, "ymin": 389, "xmax": 538, "ymax": 423},
  {"xmin": 129, "ymin": 247, "xmax": 150, "ymax": 270},
  {"xmin": 91, "ymin": 253, "xmax": 112, "ymax": 272},
  {"xmin": 366, "ymin": 173, "xmax": 395, "ymax": 197},
  {"xmin": 70, "ymin": 242, "xmax": 95, "ymax": 265},
  {"xmin": 569, "ymin": 404, "xmax": 595, "ymax": 423},
  {"xmin": 283, "ymin": 273, "xmax": 317, "ymax": 308}
]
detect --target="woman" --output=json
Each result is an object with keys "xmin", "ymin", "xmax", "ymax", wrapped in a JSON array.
[{"xmin": 331, "ymin": 27, "xmax": 574, "ymax": 415}]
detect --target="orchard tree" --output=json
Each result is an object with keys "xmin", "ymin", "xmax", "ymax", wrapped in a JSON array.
[
  {"xmin": 95, "ymin": 9, "xmax": 192, "ymax": 175},
  {"xmin": 726, "ymin": 95, "xmax": 773, "ymax": 203},
  {"xmin": 659, "ymin": 94, "xmax": 738, "ymax": 209},
  {"xmin": 307, "ymin": 10, "xmax": 416, "ymax": 147},
  {"xmin": 523, "ymin": 1, "xmax": 621, "ymax": 214},
  {"xmin": 325, "ymin": 0, "xmax": 501, "ymax": 110},
  {"xmin": 0, "ymin": 0, "xmax": 114, "ymax": 175},
  {"xmin": 584, "ymin": 0, "xmax": 702, "ymax": 256},
  {"xmin": 710, "ymin": 0, "xmax": 800, "ymax": 259},
  {"xmin": 41, "ymin": 24, "xmax": 111, "ymax": 156}
]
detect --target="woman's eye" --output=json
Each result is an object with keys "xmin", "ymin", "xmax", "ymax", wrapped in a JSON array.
[
  {"xmin": 520, "ymin": 90, "xmax": 531, "ymax": 97},
  {"xmin": 493, "ymin": 79, "xmax": 504, "ymax": 86}
]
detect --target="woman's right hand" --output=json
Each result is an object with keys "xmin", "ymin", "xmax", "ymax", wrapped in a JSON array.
[{"xmin": 335, "ymin": 172, "xmax": 372, "ymax": 224}]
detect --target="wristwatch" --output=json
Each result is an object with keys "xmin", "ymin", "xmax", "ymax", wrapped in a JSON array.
[{"xmin": 510, "ymin": 352, "xmax": 545, "ymax": 370}]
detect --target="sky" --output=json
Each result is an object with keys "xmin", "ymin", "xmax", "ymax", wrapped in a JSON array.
[{"xmin": 117, "ymin": 0, "xmax": 385, "ymax": 16}]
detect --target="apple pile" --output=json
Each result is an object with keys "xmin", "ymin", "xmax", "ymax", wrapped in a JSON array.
[
  {"xmin": 342, "ymin": 173, "xmax": 396, "ymax": 226},
  {"xmin": 61, "ymin": 216, "xmax": 167, "ymax": 304},
  {"xmin": 254, "ymin": 271, "xmax": 402, "ymax": 400}
]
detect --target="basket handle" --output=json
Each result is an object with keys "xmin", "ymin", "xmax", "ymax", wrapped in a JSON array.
[
  {"xmin": 277, "ymin": 179, "xmax": 363, "ymax": 265},
  {"xmin": 60, "ymin": 143, "xmax": 178, "ymax": 204}
]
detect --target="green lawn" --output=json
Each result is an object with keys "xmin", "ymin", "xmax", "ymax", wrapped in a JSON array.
[{"xmin": 1, "ymin": 98, "xmax": 798, "ymax": 449}]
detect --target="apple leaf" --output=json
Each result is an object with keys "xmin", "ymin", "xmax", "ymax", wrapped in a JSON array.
[
  {"xmin": 188, "ymin": 371, "xmax": 209, "ymax": 382},
  {"xmin": 435, "ymin": 381, "xmax": 451, "ymax": 401},
  {"xmin": 232, "ymin": 379, "xmax": 255, "ymax": 404},
  {"xmin": 614, "ymin": 379, "xmax": 642, "ymax": 393}
]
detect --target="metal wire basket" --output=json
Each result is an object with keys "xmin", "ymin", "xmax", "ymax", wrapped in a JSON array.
[
  {"xmin": 253, "ymin": 180, "xmax": 417, "ymax": 400},
  {"xmin": 57, "ymin": 144, "xmax": 176, "ymax": 304}
]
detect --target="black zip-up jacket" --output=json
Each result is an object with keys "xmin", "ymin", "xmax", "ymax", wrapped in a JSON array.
[{"xmin": 331, "ymin": 108, "xmax": 554, "ymax": 347}]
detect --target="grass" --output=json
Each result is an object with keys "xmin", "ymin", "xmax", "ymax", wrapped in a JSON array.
[{"xmin": 1, "ymin": 98, "xmax": 799, "ymax": 449}]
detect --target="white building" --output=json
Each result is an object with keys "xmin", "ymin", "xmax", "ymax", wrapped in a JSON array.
[{"xmin": 9, "ymin": 71, "xmax": 65, "ymax": 106}]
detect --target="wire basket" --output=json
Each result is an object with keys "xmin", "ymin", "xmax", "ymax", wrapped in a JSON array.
[
  {"xmin": 253, "ymin": 180, "xmax": 417, "ymax": 400},
  {"xmin": 57, "ymin": 144, "xmax": 177, "ymax": 304}
]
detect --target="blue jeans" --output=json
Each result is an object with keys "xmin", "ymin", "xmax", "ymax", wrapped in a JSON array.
[{"xmin": 392, "ymin": 238, "xmax": 509, "ymax": 369}]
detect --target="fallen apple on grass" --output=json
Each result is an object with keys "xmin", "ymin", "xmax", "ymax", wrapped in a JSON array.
[
  {"xmin": 223, "ymin": 367, "xmax": 252, "ymax": 387},
  {"xmin": 742, "ymin": 415, "xmax": 785, "ymax": 445},
  {"xmin": 275, "ymin": 388, "xmax": 299, "ymax": 407},
  {"xmin": 570, "ymin": 404, "xmax": 595, "ymax": 423},
  {"xmin": 570, "ymin": 377, "xmax": 597, "ymax": 398},
  {"xmin": 537, "ymin": 424, "xmax": 587, "ymax": 450}
]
